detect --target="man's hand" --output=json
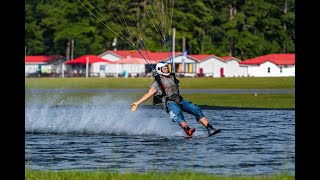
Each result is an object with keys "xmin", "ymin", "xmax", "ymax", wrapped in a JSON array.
[
  {"xmin": 130, "ymin": 87, "xmax": 157, "ymax": 112},
  {"xmin": 131, "ymin": 102, "xmax": 139, "ymax": 112}
]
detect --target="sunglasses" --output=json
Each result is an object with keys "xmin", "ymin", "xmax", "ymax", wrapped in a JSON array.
[{"xmin": 162, "ymin": 66, "xmax": 169, "ymax": 70}]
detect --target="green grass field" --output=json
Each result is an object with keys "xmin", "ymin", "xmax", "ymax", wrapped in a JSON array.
[
  {"xmin": 26, "ymin": 93, "xmax": 294, "ymax": 109},
  {"xmin": 25, "ymin": 77, "xmax": 295, "ymax": 109},
  {"xmin": 25, "ymin": 169, "xmax": 294, "ymax": 180},
  {"xmin": 25, "ymin": 77, "xmax": 295, "ymax": 89}
]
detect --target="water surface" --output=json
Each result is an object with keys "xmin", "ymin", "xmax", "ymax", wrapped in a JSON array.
[{"xmin": 25, "ymin": 95, "xmax": 294, "ymax": 175}]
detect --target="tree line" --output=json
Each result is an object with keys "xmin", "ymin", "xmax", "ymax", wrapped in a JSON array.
[{"xmin": 25, "ymin": 0, "xmax": 295, "ymax": 60}]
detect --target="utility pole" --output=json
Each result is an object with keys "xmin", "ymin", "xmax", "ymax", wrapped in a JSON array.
[
  {"xmin": 64, "ymin": 40, "xmax": 71, "ymax": 78},
  {"xmin": 25, "ymin": 46, "xmax": 26, "ymax": 62},
  {"xmin": 86, "ymin": 57, "xmax": 89, "ymax": 78},
  {"xmin": 172, "ymin": 27, "xmax": 176, "ymax": 72},
  {"xmin": 182, "ymin": 36, "xmax": 186, "ymax": 73},
  {"xmin": 112, "ymin": 38, "xmax": 117, "ymax": 51},
  {"xmin": 182, "ymin": 36, "xmax": 186, "ymax": 52},
  {"xmin": 71, "ymin": 39, "xmax": 74, "ymax": 60}
]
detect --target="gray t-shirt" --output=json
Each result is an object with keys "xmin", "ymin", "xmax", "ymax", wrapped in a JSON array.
[{"xmin": 150, "ymin": 76, "xmax": 180, "ymax": 104}]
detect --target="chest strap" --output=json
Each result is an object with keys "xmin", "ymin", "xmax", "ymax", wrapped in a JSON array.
[{"xmin": 152, "ymin": 73, "xmax": 182, "ymax": 113}]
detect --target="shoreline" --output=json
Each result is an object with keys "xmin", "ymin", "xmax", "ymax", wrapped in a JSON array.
[{"xmin": 25, "ymin": 88, "xmax": 295, "ymax": 94}]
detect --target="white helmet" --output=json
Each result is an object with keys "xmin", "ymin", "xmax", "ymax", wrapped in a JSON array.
[{"xmin": 156, "ymin": 62, "xmax": 170, "ymax": 76}]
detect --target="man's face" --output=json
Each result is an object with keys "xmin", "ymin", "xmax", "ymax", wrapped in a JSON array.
[{"xmin": 161, "ymin": 66, "xmax": 169, "ymax": 73}]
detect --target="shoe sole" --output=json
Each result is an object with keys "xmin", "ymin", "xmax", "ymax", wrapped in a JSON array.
[{"xmin": 209, "ymin": 129, "xmax": 221, "ymax": 136}]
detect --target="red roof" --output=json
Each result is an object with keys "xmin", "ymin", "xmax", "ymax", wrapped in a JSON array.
[
  {"xmin": 220, "ymin": 56, "xmax": 231, "ymax": 61},
  {"xmin": 150, "ymin": 51, "xmax": 183, "ymax": 61},
  {"xmin": 239, "ymin": 54, "xmax": 295, "ymax": 65},
  {"xmin": 65, "ymin": 55, "xmax": 114, "ymax": 64},
  {"xmin": 26, "ymin": 55, "xmax": 62, "ymax": 63},
  {"xmin": 189, "ymin": 54, "xmax": 214, "ymax": 61},
  {"xmin": 103, "ymin": 50, "xmax": 182, "ymax": 61}
]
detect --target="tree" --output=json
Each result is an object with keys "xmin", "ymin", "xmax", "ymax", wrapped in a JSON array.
[
  {"xmin": 25, "ymin": 0, "xmax": 295, "ymax": 58},
  {"xmin": 25, "ymin": 3, "xmax": 44, "ymax": 54}
]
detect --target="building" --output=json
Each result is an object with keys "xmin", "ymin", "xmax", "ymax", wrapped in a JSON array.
[
  {"xmin": 25, "ymin": 55, "xmax": 66, "ymax": 77},
  {"xmin": 221, "ymin": 56, "xmax": 248, "ymax": 77},
  {"xmin": 191, "ymin": 54, "xmax": 225, "ymax": 77},
  {"xmin": 169, "ymin": 53, "xmax": 197, "ymax": 77},
  {"xmin": 239, "ymin": 54, "xmax": 295, "ymax": 77},
  {"xmin": 64, "ymin": 55, "xmax": 114, "ymax": 77},
  {"xmin": 98, "ymin": 50, "xmax": 182, "ymax": 76},
  {"xmin": 99, "ymin": 50, "xmax": 296, "ymax": 78},
  {"xmin": 29, "ymin": 50, "xmax": 294, "ymax": 78}
]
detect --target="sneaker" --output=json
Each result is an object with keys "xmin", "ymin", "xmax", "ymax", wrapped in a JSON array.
[
  {"xmin": 183, "ymin": 125, "xmax": 195, "ymax": 136},
  {"xmin": 206, "ymin": 124, "xmax": 221, "ymax": 136}
]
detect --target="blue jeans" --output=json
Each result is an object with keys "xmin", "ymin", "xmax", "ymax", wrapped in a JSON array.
[{"xmin": 167, "ymin": 99, "xmax": 205, "ymax": 125}]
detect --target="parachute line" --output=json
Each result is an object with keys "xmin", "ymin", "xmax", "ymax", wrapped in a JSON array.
[
  {"xmin": 77, "ymin": 0, "xmax": 175, "ymax": 73},
  {"xmin": 77, "ymin": 0, "xmax": 133, "ymax": 45},
  {"xmin": 133, "ymin": 45, "xmax": 155, "ymax": 72},
  {"xmin": 140, "ymin": 39, "xmax": 152, "ymax": 64},
  {"xmin": 143, "ymin": 2, "xmax": 165, "ymax": 42}
]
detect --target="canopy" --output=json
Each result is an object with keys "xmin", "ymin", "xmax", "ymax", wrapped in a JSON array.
[{"xmin": 65, "ymin": 55, "xmax": 114, "ymax": 64}]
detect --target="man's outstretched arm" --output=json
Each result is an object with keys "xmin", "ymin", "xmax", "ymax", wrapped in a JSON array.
[{"xmin": 131, "ymin": 87, "xmax": 157, "ymax": 112}]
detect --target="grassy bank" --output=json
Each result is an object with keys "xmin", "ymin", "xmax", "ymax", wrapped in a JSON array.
[
  {"xmin": 25, "ymin": 170, "xmax": 294, "ymax": 180},
  {"xmin": 26, "ymin": 93, "xmax": 295, "ymax": 109},
  {"xmin": 25, "ymin": 77, "xmax": 295, "ymax": 89},
  {"xmin": 25, "ymin": 77, "xmax": 295, "ymax": 109}
]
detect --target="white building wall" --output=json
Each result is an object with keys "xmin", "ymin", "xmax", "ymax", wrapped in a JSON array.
[
  {"xmin": 91, "ymin": 62, "xmax": 107, "ymax": 73},
  {"xmin": 248, "ymin": 61, "xmax": 280, "ymax": 77},
  {"xmin": 25, "ymin": 63, "xmax": 62, "ymax": 74},
  {"xmin": 213, "ymin": 59, "xmax": 226, "ymax": 78},
  {"xmin": 105, "ymin": 64, "xmax": 122, "ymax": 74},
  {"xmin": 51, "ymin": 64, "xmax": 64, "ymax": 73},
  {"xmin": 247, "ymin": 61, "xmax": 295, "ymax": 77},
  {"xmin": 247, "ymin": 65, "xmax": 260, "ymax": 77},
  {"xmin": 198, "ymin": 58, "xmax": 226, "ymax": 77},
  {"xmin": 170, "ymin": 56, "xmax": 195, "ymax": 63},
  {"xmin": 122, "ymin": 64, "xmax": 145, "ymax": 76},
  {"xmin": 280, "ymin": 65, "xmax": 295, "ymax": 77},
  {"xmin": 25, "ymin": 64, "xmax": 39, "ymax": 74},
  {"xmin": 198, "ymin": 59, "xmax": 214, "ymax": 76},
  {"xmin": 225, "ymin": 60, "xmax": 248, "ymax": 77},
  {"xmin": 91, "ymin": 63, "xmax": 123, "ymax": 76}
]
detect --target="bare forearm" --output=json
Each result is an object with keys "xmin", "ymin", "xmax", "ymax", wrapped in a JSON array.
[
  {"xmin": 131, "ymin": 87, "xmax": 157, "ymax": 112},
  {"xmin": 136, "ymin": 92, "xmax": 153, "ymax": 104},
  {"xmin": 136, "ymin": 87, "xmax": 157, "ymax": 105}
]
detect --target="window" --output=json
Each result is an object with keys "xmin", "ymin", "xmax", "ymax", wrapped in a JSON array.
[
  {"xmin": 280, "ymin": 67, "xmax": 282, "ymax": 73},
  {"xmin": 100, "ymin": 65, "xmax": 105, "ymax": 71},
  {"xmin": 267, "ymin": 67, "xmax": 270, "ymax": 73}
]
